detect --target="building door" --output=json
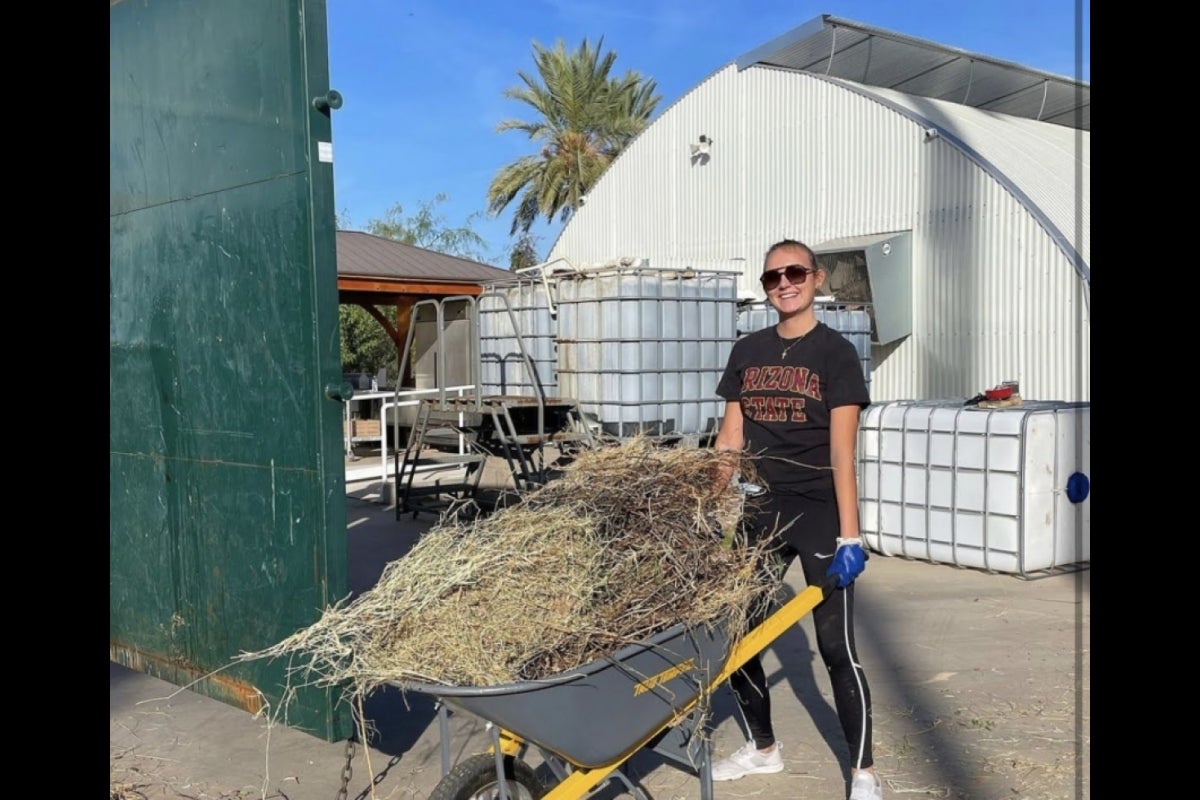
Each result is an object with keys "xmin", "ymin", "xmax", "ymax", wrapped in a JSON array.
[{"xmin": 110, "ymin": 0, "xmax": 351, "ymax": 741}]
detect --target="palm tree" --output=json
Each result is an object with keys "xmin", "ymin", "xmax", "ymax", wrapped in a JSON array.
[{"xmin": 488, "ymin": 37, "xmax": 662, "ymax": 237}]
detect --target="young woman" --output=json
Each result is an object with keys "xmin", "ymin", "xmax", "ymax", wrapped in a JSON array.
[{"xmin": 711, "ymin": 238, "xmax": 883, "ymax": 800}]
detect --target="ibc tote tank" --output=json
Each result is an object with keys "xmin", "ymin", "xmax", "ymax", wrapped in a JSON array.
[
  {"xmin": 555, "ymin": 266, "xmax": 739, "ymax": 438},
  {"xmin": 857, "ymin": 398, "xmax": 1091, "ymax": 576},
  {"xmin": 477, "ymin": 279, "xmax": 558, "ymax": 396}
]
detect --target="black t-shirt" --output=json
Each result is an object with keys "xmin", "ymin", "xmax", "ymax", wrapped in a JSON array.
[{"xmin": 716, "ymin": 322, "xmax": 870, "ymax": 495}]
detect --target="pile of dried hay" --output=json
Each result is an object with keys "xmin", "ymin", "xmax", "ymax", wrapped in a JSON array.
[{"xmin": 238, "ymin": 438, "xmax": 781, "ymax": 695}]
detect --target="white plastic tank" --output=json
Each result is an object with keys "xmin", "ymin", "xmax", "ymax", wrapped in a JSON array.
[
  {"xmin": 555, "ymin": 267, "xmax": 739, "ymax": 437},
  {"xmin": 477, "ymin": 280, "xmax": 557, "ymax": 396},
  {"xmin": 857, "ymin": 399, "xmax": 1091, "ymax": 575},
  {"xmin": 737, "ymin": 301, "xmax": 872, "ymax": 390}
]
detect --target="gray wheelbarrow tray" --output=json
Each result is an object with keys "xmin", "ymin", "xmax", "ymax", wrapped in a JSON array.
[{"xmin": 395, "ymin": 574, "xmax": 840, "ymax": 800}]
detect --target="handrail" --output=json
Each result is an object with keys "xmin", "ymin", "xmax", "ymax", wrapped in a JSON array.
[
  {"xmin": 478, "ymin": 289, "xmax": 550, "ymax": 438},
  {"xmin": 379, "ymin": 384, "xmax": 474, "ymax": 485},
  {"xmin": 394, "ymin": 298, "xmax": 434, "ymax": 408},
  {"xmin": 394, "ymin": 296, "xmax": 481, "ymax": 413},
  {"xmin": 514, "ymin": 256, "xmax": 573, "ymax": 317}
]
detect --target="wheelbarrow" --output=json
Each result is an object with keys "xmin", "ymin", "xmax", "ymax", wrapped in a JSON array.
[{"xmin": 394, "ymin": 572, "xmax": 842, "ymax": 800}]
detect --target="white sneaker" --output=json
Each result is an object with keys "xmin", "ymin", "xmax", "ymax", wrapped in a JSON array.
[
  {"xmin": 849, "ymin": 769, "xmax": 884, "ymax": 800},
  {"xmin": 710, "ymin": 739, "xmax": 783, "ymax": 781}
]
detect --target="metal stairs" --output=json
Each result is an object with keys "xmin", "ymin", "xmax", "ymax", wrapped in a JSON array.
[{"xmin": 391, "ymin": 295, "xmax": 595, "ymax": 519}]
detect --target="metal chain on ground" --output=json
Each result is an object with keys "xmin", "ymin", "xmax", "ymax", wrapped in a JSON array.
[{"xmin": 335, "ymin": 738, "xmax": 355, "ymax": 800}]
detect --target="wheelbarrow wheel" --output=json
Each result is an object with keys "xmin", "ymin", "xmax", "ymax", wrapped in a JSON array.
[{"xmin": 428, "ymin": 752, "xmax": 546, "ymax": 800}]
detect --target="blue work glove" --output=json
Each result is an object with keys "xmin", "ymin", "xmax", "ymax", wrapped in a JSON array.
[{"xmin": 825, "ymin": 538, "xmax": 869, "ymax": 588}]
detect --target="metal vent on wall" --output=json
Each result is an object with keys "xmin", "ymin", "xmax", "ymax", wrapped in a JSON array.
[{"xmin": 813, "ymin": 231, "xmax": 912, "ymax": 345}]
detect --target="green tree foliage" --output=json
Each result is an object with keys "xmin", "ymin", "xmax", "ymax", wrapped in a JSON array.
[
  {"xmin": 509, "ymin": 232, "xmax": 541, "ymax": 271},
  {"xmin": 339, "ymin": 305, "xmax": 395, "ymax": 375},
  {"xmin": 365, "ymin": 193, "xmax": 491, "ymax": 263},
  {"xmin": 487, "ymin": 37, "xmax": 661, "ymax": 236}
]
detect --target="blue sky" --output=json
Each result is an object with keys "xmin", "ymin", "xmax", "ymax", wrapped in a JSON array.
[{"xmin": 326, "ymin": 0, "xmax": 1089, "ymax": 267}]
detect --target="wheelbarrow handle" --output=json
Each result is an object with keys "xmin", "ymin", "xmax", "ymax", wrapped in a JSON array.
[{"xmin": 715, "ymin": 572, "xmax": 843, "ymax": 687}]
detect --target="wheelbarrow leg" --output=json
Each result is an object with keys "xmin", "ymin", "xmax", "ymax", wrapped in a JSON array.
[
  {"xmin": 537, "ymin": 748, "xmax": 647, "ymax": 800},
  {"xmin": 437, "ymin": 700, "xmax": 451, "ymax": 776},
  {"xmin": 489, "ymin": 724, "xmax": 511, "ymax": 800},
  {"xmin": 538, "ymin": 750, "xmax": 573, "ymax": 785},
  {"xmin": 644, "ymin": 705, "xmax": 715, "ymax": 800},
  {"xmin": 698, "ymin": 736, "xmax": 714, "ymax": 800},
  {"xmin": 598, "ymin": 770, "xmax": 644, "ymax": 799}
]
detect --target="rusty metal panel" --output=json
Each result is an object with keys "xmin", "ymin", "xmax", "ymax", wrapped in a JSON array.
[{"xmin": 110, "ymin": 0, "xmax": 350, "ymax": 741}]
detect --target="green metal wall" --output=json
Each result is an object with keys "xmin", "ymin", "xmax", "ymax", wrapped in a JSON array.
[{"xmin": 110, "ymin": 0, "xmax": 351, "ymax": 741}]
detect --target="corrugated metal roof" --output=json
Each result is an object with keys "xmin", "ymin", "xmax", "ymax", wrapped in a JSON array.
[
  {"xmin": 335, "ymin": 230, "xmax": 512, "ymax": 283},
  {"xmin": 823, "ymin": 76, "xmax": 1091, "ymax": 278},
  {"xmin": 735, "ymin": 14, "xmax": 1089, "ymax": 131}
]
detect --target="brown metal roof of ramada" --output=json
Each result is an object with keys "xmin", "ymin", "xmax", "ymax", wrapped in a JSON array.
[{"xmin": 336, "ymin": 229, "xmax": 513, "ymax": 284}]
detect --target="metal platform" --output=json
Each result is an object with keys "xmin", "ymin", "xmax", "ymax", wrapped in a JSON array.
[{"xmin": 392, "ymin": 296, "xmax": 597, "ymax": 519}]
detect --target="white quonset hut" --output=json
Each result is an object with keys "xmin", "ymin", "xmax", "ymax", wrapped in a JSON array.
[{"xmin": 546, "ymin": 14, "xmax": 1090, "ymax": 403}]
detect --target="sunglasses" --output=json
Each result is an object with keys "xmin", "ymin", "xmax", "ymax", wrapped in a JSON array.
[{"xmin": 760, "ymin": 264, "xmax": 819, "ymax": 291}]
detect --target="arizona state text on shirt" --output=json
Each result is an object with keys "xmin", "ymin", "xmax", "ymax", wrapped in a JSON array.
[{"xmin": 738, "ymin": 366, "xmax": 823, "ymax": 423}]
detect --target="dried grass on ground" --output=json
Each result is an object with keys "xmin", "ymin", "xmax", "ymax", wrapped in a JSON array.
[{"xmin": 237, "ymin": 438, "xmax": 780, "ymax": 695}]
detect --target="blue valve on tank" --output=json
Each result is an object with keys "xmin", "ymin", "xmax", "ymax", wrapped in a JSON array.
[{"xmin": 1066, "ymin": 472, "xmax": 1090, "ymax": 504}]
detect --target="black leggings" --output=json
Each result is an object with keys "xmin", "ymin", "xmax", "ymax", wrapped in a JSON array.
[{"xmin": 728, "ymin": 496, "xmax": 874, "ymax": 770}]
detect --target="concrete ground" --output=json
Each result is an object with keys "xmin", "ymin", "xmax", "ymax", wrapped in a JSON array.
[{"xmin": 111, "ymin": 456, "xmax": 1090, "ymax": 800}]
